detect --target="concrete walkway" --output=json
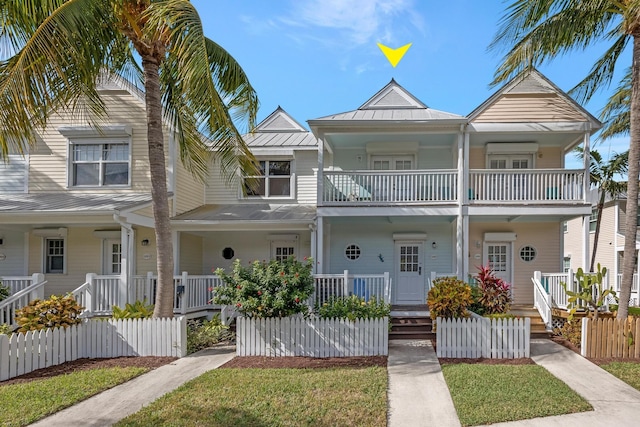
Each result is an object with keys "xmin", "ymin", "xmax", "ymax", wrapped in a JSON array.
[
  {"xmin": 29, "ymin": 346, "xmax": 235, "ymax": 427},
  {"xmin": 387, "ymin": 340, "xmax": 461, "ymax": 427},
  {"xmin": 477, "ymin": 339, "xmax": 640, "ymax": 426}
]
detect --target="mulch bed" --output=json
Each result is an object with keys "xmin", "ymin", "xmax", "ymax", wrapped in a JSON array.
[
  {"xmin": 221, "ymin": 355, "xmax": 388, "ymax": 369},
  {"xmin": 0, "ymin": 356, "xmax": 177, "ymax": 387}
]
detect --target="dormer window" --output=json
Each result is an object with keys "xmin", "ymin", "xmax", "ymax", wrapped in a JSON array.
[{"xmin": 244, "ymin": 160, "xmax": 292, "ymax": 198}]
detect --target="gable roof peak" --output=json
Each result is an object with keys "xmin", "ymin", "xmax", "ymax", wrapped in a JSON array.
[
  {"xmin": 254, "ymin": 106, "xmax": 307, "ymax": 133},
  {"xmin": 359, "ymin": 79, "xmax": 428, "ymax": 110}
]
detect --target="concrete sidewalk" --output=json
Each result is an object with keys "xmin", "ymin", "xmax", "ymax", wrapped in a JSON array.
[
  {"xmin": 29, "ymin": 346, "xmax": 235, "ymax": 427},
  {"xmin": 387, "ymin": 340, "xmax": 461, "ymax": 427},
  {"xmin": 478, "ymin": 339, "xmax": 640, "ymax": 426}
]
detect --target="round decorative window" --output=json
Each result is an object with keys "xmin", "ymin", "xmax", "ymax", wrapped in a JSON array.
[
  {"xmin": 520, "ymin": 246, "xmax": 537, "ymax": 262},
  {"xmin": 222, "ymin": 247, "xmax": 235, "ymax": 260},
  {"xmin": 345, "ymin": 244, "xmax": 361, "ymax": 261}
]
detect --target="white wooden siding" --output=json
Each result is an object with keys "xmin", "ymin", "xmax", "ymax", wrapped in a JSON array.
[
  {"xmin": 204, "ymin": 160, "xmax": 243, "ymax": 204},
  {"xmin": 179, "ymin": 233, "xmax": 203, "ymax": 274},
  {"xmin": 295, "ymin": 150, "xmax": 317, "ymax": 204},
  {"xmin": 472, "ymin": 94, "xmax": 586, "ymax": 123},
  {"xmin": 28, "ymin": 90, "xmax": 171, "ymax": 194},
  {"xmin": 135, "ymin": 227, "xmax": 157, "ymax": 274},
  {"xmin": 564, "ymin": 215, "xmax": 585, "ymax": 271},
  {"xmin": 469, "ymin": 146, "xmax": 562, "ymax": 169},
  {"xmin": 175, "ymin": 158, "xmax": 205, "ymax": 214},
  {"xmin": 0, "ymin": 155, "xmax": 27, "ymax": 193},
  {"xmin": 0, "ymin": 230, "xmax": 26, "ymax": 275},
  {"xmin": 417, "ymin": 147, "xmax": 455, "ymax": 169},
  {"xmin": 328, "ymin": 222, "xmax": 455, "ymax": 278},
  {"xmin": 468, "ymin": 222, "xmax": 561, "ymax": 305},
  {"xmin": 202, "ymin": 231, "xmax": 312, "ymax": 274}
]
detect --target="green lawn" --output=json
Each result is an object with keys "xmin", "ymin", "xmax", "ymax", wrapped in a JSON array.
[
  {"xmin": 0, "ymin": 367, "xmax": 148, "ymax": 427},
  {"xmin": 441, "ymin": 364, "xmax": 592, "ymax": 427},
  {"xmin": 600, "ymin": 362, "xmax": 640, "ymax": 391},
  {"xmin": 115, "ymin": 367, "xmax": 388, "ymax": 427}
]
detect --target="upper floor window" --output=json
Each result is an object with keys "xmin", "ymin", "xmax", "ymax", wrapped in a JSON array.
[
  {"xmin": 71, "ymin": 141, "xmax": 130, "ymax": 187},
  {"xmin": 590, "ymin": 208, "xmax": 598, "ymax": 232},
  {"xmin": 244, "ymin": 160, "xmax": 292, "ymax": 198},
  {"xmin": 489, "ymin": 155, "xmax": 532, "ymax": 169}
]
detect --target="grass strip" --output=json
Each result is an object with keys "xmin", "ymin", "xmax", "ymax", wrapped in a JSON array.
[
  {"xmin": 600, "ymin": 362, "xmax": 640, "ymax": 391},
  {"xmin": 441, "ymin": 364, "xmax": 592, "ymax": 426},
  {"xmin": 116, "ymin": 367, "xmax": 387, "ymax": 427},
  {"xmin": 0, "ymin": 367, "xmax": 148, "ymax": 427}
]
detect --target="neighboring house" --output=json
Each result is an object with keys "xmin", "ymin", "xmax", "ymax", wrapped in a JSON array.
[
  {"xmin": 564, "ymin": 189, "xmax": 640, "ymax": 304},
  {"xmin": 0, "ymin": 69, "xmax": 601, "ymax": 309}
]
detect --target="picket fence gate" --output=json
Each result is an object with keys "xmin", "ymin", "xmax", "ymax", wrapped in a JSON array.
[
  {"xmin": 581, "ymin": 317, "xmax": 640, "ymax": 358},
  {"xmin": 0, "ymin": 317, "xmax": 186, "ymax": 381},
  {"xmin": 236, "ymin": 316, "xmax": 388, "ymax": 357},
  {"xmin": 436, "ymin": 317, "xmax": 531, "ymax": 359}
]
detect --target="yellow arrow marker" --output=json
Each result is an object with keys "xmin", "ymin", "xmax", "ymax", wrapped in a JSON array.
[{"xmin": 377, "ymin": 42, "xmax": 412, "ymax": 67}]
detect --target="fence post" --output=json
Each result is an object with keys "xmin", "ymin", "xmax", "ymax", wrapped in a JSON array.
[
  {"xmin": 85, "ymin": 273, "xmax": 94, "ymax": 316},
  {"xmin": 180, "ymin": 271, "xmax": 188, "ymax": 315},
  {"xmin": 31, "ymin": 273, "xmax": 45, "ymax": 300},
  {"xmin": 581, "ymin": 317, "xmax": 589, "ymax": 357},
  {"xmin": 343, "ymin": 270, "xmax": 349, "ymax": 297},
  {"xmin": 383, "ymin": 272, "xmax": 391, "ymax": 303}
]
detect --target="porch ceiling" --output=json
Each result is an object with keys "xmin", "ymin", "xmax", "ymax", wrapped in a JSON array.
[{"xmin": 325, "ymin": 215, "xmax": 456, "ymax": 224}]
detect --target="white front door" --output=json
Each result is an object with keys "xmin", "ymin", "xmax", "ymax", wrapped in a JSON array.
[
  {"xmin": 484, "ymin": 243, "xmax": 512, "ymax": 284},
  {"xmin": 270, "ymin": 240, "xmax": 296, "ymax": 262},
  {"xmin": 395, "ymin": 241, "xmax": 424, "ymax": 304}
]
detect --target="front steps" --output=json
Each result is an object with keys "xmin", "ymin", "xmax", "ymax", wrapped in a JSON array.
[
  {"xmin": 509, "ymin": 304, "xmax": 551, "ymax": 339},
  {"xmin": 390, "ymin": 305, "xmax": 434, "ymax": 340}
]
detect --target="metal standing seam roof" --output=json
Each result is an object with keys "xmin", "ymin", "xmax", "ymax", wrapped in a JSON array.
[
  {"xmin": 309, "ymin": 79, "xmax": 466, "ymax": 123},
  {"xmin": 241, "ymin": 106, "xmax": 317, "ymax": 148},
  {"xmin": 0, "ymin": 193, "xmax": 153, "ymax": 212},
  {"xmin": 171, "ymin": 204, "xmax": 316, "ymax": 222}
]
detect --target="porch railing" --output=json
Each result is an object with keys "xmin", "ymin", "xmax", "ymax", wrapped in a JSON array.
[
  {"xmin": 615, "ymin": 274, "xmax": 640, "ymax": 306},
  {"xmin": 311, "ymin": 271, "xmax": 392, "ymax": 306},
  {"xmin": 323, "ymin": 170, "xmax": 458, "ymax": 204},
  {"xmin": 468, "ymin": 169, "xmax": 584, "ymax": 203},
  {"xmin": 0, "ymin": 275, "xmax": 46, "ymax": 327},
  {"xmin": 532, "ymin": 272, "xmax": 552, "ymax": 331}
]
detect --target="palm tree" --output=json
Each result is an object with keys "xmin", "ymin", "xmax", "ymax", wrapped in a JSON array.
[
  {"xmin": 490, "ymin": 0, "xmax": 640, "ymax": 319},
  {"xmin": 0, "ymin": 0, "xmax": 259, "ymax": 317},
  {"xmin": 576, "ymin": 148, "xmax": 628, "ymax": 271}
]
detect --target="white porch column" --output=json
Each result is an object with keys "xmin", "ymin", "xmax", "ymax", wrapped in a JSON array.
[
  {"xmin": 582, "ymin": 130, "xmax": 591, "ymax": 203},
  {"xmin": 456, "ymin": 126, "xmax": 466, "ymax": 280},
  {"xmin": 462, "ymin": 215, "xmax": 469, "ymax": 282},
  {"xmin": 317, "ymin": 134, "xmax": 325, "ymax": 206},
  {"xmin": 172, "ymin": 230, "xmax": 180, "ymax": 275},
  {"xmin": 119, "ymin": 224, "xmax": 135, "ymax": 306},
  {"xmin": 582, "ymin": 214, "xmax": 590, "ymax": 271},
  {"xmin": 316, "ymin": 216, "xmax": 324, "ymax": 274},
  {"xmin": 310, "ymin": 223, "xmax": 317, "ymax": 273}
]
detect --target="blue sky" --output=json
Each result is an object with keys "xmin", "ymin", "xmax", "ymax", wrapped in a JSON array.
[{"xmin": 193, "ymin": 0, "xmax": 630, "ymax": 166}]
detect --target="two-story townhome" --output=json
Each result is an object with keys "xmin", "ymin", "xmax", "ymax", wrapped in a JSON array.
[
  {"xmin": 0, "ymin": 76, "xmax": 206, "ymax": 297},
  {"xmin": 0, "ymin": 69, "xmax": 600, "ymax": 312},
  {"xmin": 309, "ymin": 70, "xmax": 599, "ymax": 307},
  {"xmin": 564, "ymin": 190, "xmax": 640, "ymax": 305}
]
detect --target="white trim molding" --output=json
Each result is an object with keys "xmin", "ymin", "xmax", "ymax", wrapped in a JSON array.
[
  {"xmin": 393, "ymin": 232, "xmax": 427, "ymax": 241},
  {"xmin": 484, "ymin": 232, "xmax": 517, "ymax": 242}
]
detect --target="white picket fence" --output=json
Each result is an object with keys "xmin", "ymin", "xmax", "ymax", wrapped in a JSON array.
[
  {"xmin": 0, "ymin": 317, "xmax": 186, "ymax": 381},
  {"xmin": 436, "ymin": 317, "xmax": 531, "ymax": 359},
  {"xmin": 236, "ymin": 316, "xmax": 389, "ymax": 357}
]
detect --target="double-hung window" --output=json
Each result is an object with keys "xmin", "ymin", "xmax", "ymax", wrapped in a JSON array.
[
  {"xmin": 71, "ymin": 140, "xmax": 129, "ymax": 187},
  {"xmin": 45, "ymin": 238, "xmax": 65, "ymax": 274},
  {"xmin": 590, "ymin": 208, "xmax": 598, "ymax": 232},
  {"xmin": 244, "ymin": 160, "xmax": 292, "ymax": 198}
]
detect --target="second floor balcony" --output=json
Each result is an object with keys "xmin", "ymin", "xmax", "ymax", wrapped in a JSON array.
[{"xmin": 321, "ymin": 169, "xmax": 585, "ymax": 206}]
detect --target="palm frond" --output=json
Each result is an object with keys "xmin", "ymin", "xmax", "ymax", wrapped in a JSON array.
[{"xmin": 599, "ymin": 67, "xmax": 631, "ymax": 139}]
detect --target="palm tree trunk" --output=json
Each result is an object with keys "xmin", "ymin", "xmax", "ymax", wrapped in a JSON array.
[
  {"xmin": 590, "ymin": 193, "xmax": 606, "ymax": 272},
  {"xmin": 619, "ymin": 35, "xmax": 640, "ymax": 320},
  {"xmin": 142, "ymin": 58, "xmax": 174, "ymax": 318}
]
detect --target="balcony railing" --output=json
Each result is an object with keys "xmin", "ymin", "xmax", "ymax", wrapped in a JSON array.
[
  {"xmin": 469, "ymin": 169, "xmax": 584, "ymax": 203},
  {"xmin": 323, "ymin": 170, "xmax": 458, "ymax": 204},
  {"xmin": 322, "ymin": 169, "xmax": 584, "ymax": 205}
]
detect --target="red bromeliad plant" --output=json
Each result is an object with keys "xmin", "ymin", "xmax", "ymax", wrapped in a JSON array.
[{"xmin": 474, "ymin": 265, "xmax": 512, "ymax": 314}]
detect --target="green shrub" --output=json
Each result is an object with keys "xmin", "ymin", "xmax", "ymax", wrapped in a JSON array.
[
  {"xmin": 468, "ymin": 285, "xmax": 486, "ymax": 316},
  {"xmin": 213, "ymin": 257, "xmax": 315, "ymax": 318},
  {"xmin": 315, "ymin": 295, "xmax": 390, "ymax": 321},
  {"xmin": 474, "ymin": 265, "xmax": 512, "ymax": 314},
  {"xmin": 0, "ymin": 323, "xmax": 13, "ymax": 335},
  {"xmin": 563, "ymin": 264, "xmax": 616, "ymax": 320},
  {"xmin": 112, "ymin": 300, "xmax": 154, "ymax": 319},
  {"xmin": 0, "ymin": 281, "xmax": 10, "ymax": 302},
  {"xmin": 187, "ymin": 315, "xmax": 232, "ymax": 354},
  {"xmin": 15, "ymin": 295, "xmax": 84, "ymax": 332},
  {"xmin": 553, "ymin": 318, "xmax": 582, "ymax": 348},
  {"xmin": 427, "ymin": 277, "xmax": 473, "ymax": 321}
]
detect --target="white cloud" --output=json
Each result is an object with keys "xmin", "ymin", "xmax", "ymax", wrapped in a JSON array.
[{"xmin": 281, "ymin": 0, "xmax": 423, "ymax": 46}]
